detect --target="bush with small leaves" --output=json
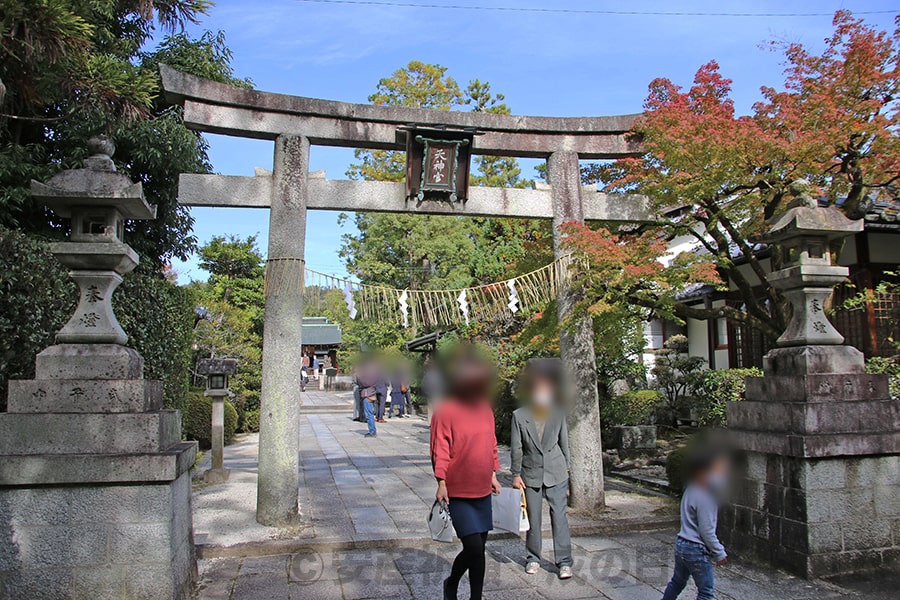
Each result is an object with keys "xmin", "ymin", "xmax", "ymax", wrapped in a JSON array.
[{"xmin": 183, "ymin": 390, "xmax": 238, "ymax": 449}]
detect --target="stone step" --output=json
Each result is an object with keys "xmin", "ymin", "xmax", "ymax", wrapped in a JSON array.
[
  {"xmin": 745, "ymin": 373, "xmax": 890, "ymax": 403},
  {"xmin": 0, "ymin": 411, "xmax": 181, "ymax": 456},
  {"xmin": 7, "ymin": 379, "xmax": 163, "ymax": 413},
  {"xmin": 300, "ymin": 405, "xmax": 353, "ymax": 413},
  {"xmin": 0, "ymin": 442, "xmax": 196, "ymax": 486}
]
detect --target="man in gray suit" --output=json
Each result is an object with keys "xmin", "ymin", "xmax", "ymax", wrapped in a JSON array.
[{"xmin": 511, "ymin": 358, "xmax": 573, "ymax": 579}]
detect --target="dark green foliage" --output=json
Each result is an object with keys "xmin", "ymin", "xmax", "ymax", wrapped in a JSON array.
[
  {"xmin": 665, "ymin": 446, "xmax": 690, "ymax": 494},
  {"xmin": 0, "ymin": 228, "xmax": 75, "ymax": 408},
  {"xmin": 601, "ymin": 390, "xmax": 662, "ymax": 428},
  {"xmin": 183, "ymin": 390, "xmax": 237, "ymax": 448},
  {"xmin": 242, "ymin": 409, "xmax": 260, "ymax": 433},
  {"xmin": 866, "ymin": 356, "xmax": 900, "ymax": 399},
  {"xmin": 191, "ymin": 235, "xmax": 265, "ymax": 413},
  {"xmin": 1, "ymin": 1, "xmax": 250, "ymax": 267},
  {"xmin": 694, "ymin": 367, "xmax": 763, "ymax": 428},
  {"xmin": 114, "ymin": 268, "xmax": 194, "ymax": 411},
  {"xmin": 651, "ymin": 334, "xmax": 707, "ymax": 426}
]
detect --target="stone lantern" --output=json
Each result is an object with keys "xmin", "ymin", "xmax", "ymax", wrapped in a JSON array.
[
  {"xmin": 30, "ymin": 136, "xmax": 155, "ymax": 345},
  {"xmin": 722, "ymin": 196, "xmax": 900, "ymax": 579},
  {"xmin": 0, "ymin": 137, "xmax": 197, "ymax": 599},
  {"xmin": 197, "ymin": 357, "xmax": 238, "ymax": 483},
  {"xmin": 761, "ymin": 202, "xmax": 863, "ymax": 350}
]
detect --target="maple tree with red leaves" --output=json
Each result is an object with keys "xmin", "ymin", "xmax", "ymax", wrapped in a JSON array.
[{"xmin": 565, "ymin": 10, "xmax": 900, "ymax": 341}]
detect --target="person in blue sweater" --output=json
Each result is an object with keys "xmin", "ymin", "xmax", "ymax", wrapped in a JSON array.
[{"xmin": 661, "ymin": 447, "xmax": 729, "ymax": 600}]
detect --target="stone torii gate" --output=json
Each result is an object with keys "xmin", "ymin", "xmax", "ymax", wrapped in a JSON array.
[{"xmin": 160, "ymin": 65, "xmax": 650, "ymax": 525}]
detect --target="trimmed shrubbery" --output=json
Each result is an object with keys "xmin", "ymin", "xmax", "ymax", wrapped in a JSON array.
[
  {"xmin": 0, "ymin": 228, "xmax": 75, "ymax": 410},
  {"xmin": 182, "ymin": 390, "xmax": 238, "ymax": 449},
  {"xmin": 665, "ymin": 446, "xmax": 690, "ymax": 494},
  {"xmin": 601, "ymin": 389, "xmax": 661, "ymax": 428},
  {"xmin": 693, "ymin": 367, "xmax": 763, "ymax": 428}
]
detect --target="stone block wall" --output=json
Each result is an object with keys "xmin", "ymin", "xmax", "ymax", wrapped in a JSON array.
[
  {"xmin": 721, "ymin": 445, "xmax": 900, "ymax": 578},
  {"xmin": 0, "ymin": 473, "xmax": 195, "ymax": 600}
]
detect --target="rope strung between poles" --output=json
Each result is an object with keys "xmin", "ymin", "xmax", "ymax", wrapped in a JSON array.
[{"xmin": 265, "ymin": 254, "xmax": 575, "ymax": 328}]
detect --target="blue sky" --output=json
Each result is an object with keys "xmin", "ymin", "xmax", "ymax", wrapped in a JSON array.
[{"xmin": 168, "ymin": 0, "xmax": 898, "ymax": 283}]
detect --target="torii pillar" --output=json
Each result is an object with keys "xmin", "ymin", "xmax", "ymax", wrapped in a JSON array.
[
  {"xmin": 550, "ymin": 151, "xmax": 606, "ymax": 513},
  {"xmin": 256, "ymin": 135, "xmax": 308, "ymax": 525}
]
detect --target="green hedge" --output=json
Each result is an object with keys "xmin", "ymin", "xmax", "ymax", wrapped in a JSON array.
[
  {"xmin": 665, "ymin": 446, "xmax": 690, "ymax": 494},
  {"xmin": 183, "ymin": 390, "xmax": 238, "ymax": 448},
  {"xmin": 0, "ymin": 228, "xmax": 75, "ymax": 409},
  {"xmin": 601, "ymin": 389, "xmax": 661, "ymax": 427},
  {"xmin": 242, "ymin": 409, "xmax": 260, "ymax": 433},
  {"xmin": 693, "ymin": 368, "xmax": 762, "ymax": 428},
  {"xmin": 114, "ymin": 270, "xmax": 194, "ymax": 412}
]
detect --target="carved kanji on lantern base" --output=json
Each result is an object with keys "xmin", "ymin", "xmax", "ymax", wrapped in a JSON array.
[{"xmin": 403, "ymin": 126, "xmax": 474, "ymax": 203}]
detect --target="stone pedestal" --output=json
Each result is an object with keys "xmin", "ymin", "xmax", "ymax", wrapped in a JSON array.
[{"xmin": 0, "ymin": 346, "xmax": 197, "ymax": 599}]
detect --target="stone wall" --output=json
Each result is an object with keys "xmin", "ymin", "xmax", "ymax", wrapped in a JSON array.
[
  {"xmin": 0, "ymin": 473, "xmax": 195, "ymax": 599},
  {"xmin": 721, "ymin": 452, "xmax": 900, "ymax": 578}
]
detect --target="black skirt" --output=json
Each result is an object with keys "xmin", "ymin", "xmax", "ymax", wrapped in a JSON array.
[{"xmin": 448, "ymin": 495, "xmax": 493, "ymax": 538}]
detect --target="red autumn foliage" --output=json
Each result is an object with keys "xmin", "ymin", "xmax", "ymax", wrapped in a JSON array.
[{"xmin": 568, "ymin": 11, "xmax": 900, "ymax": 340}]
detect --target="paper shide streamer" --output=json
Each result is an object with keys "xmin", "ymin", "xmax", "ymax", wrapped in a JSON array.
[
  {"xmin": 507, "ymin": 279, "xmax": 519, "ymax": 314},
  {"xmin": 279, "ymin": 255, "xmax": 572, "ymax": 329}
]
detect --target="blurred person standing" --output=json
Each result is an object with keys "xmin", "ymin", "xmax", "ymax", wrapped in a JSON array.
[
  {"xmin": 422, "ymin": 356, "xmax": 445, "ymax": 425},
  {"xmin": 431, "ymin": 349, "xmax": 501, "ymax": 600},
  {"xmin": 375, "ymin": 369, "xmax": 388, "ymax": 423},
  {"xmin": 356, "ymin": 357, "xmax": 380, "ymax": 437},
  {"xmin": 510, "ymin": 358, "xmax": 573, "ymax": 579}
]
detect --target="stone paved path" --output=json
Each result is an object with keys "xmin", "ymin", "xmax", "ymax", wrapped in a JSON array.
[
  {"xmin": 195, "ymin": 527, "xmax": 894, "ymax": 599},
  {"xmin": 193, "ymin": 392, "xmax": 676, "ymax": 548},
  {"xmin": 191, "ymin": 391, "xmax": 897, "ymax": 598}
]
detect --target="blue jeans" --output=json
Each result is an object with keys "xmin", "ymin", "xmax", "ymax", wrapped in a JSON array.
[
  {"xmin": 661, "ymin": 537, "xmax": 715, "ymax": 600},
  {"xmin": 364, "ymin": 398, "xmax": 377, "ymax": 435}
]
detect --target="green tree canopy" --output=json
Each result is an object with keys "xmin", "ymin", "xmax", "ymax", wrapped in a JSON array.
[{"xmin": 1, "ymin": 1, "xmax": 250, "ymax": 265}]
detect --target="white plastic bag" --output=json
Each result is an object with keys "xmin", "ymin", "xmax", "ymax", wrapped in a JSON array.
[{"xmin": 491, "ymin": 488, "xmax": 530, "ymax": 534}]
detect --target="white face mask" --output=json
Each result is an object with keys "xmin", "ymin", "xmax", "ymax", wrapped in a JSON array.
[{"xmin": 533, "ymin": 390, "xmax": 553, "ymax": 408}]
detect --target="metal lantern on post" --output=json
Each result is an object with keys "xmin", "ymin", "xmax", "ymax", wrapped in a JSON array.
[{"xmin": 197, "ymin": 358, "xmax": 238, "ymax": 483}]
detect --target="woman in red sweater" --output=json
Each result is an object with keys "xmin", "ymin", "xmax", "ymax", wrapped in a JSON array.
[{"xmin": 431, "ymin": 352, "xmax": 501, "ymax": 600}]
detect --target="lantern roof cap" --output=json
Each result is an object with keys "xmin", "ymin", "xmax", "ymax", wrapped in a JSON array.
[
  {"xmin": 197, "ymin": 358, "xmax": 238, "ymax": 375},
  {"xmin": 761, "ymin": 206, "xmax": 863, "ymax": 244},
  {"xmin": 29, "ymin": 136, "xmax": 157, "ymax": 220}
]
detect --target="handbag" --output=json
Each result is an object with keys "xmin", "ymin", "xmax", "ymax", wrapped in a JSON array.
[
  {"xmin": 428, "ymin": 500, "xmax": 454, "ymax": 543},
  {"xmin": 491, "ymin": 487, "xmax": 531, "ymax": 534},
  {"xmin": 518, "ymin": 488, "xmax": 530, "ymax": 533}
]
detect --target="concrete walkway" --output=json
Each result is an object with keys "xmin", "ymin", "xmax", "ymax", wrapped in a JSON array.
[{"xmin": 191, "ymin": 391, "xmax": 897, "ymax": 599}]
